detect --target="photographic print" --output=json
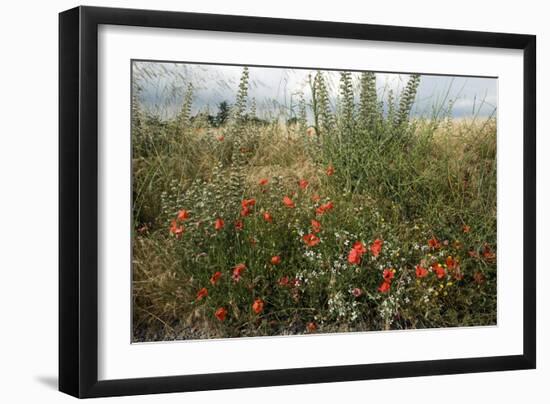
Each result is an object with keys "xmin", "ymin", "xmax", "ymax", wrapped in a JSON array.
[{"xmin": 131, "ymin": 61, "xmax": 497, "ymax": 342}]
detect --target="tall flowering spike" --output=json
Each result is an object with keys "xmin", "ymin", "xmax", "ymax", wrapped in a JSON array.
[{"xmin": 359, "ymin": 71, "xmax": 378, "ymax": 130}]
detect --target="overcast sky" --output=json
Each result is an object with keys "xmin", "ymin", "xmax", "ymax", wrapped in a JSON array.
[{"xmin": 133, "ymin": 61, "xmax": 497, "ymax": 121}]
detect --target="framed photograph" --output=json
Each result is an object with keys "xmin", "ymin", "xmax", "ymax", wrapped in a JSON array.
[{"xmin": 59, "ymin": 6, "xmax": 536, "ymax": 398}]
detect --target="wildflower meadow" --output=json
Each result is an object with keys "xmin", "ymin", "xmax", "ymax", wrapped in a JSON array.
[{"xmin": 131, "ymin": 62, "xmax": 497, "ymax": 342}]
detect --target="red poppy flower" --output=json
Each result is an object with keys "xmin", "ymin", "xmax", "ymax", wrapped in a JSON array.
[
  {"xmin": 303, "ymin": 233, "xmax": 320, "ymax": 247},
  {"xmin": 348, "ymin": 248, "xmax": 362, "ymax": 265},
  {"xmin": 428, "ymin": 236, "xmax": 441, "ymax": 249},
  {"xmin": 446, "ymin": 256, "xmax": 457, "ymax": 270},
  {"xmin": 311, "ymin": 219, "xmax": 322, "ymax": 233},
  {"xmin": 326, "ymin": 165, "xmax": 335, "ymax": 176},
  {"xmin": 278, "ymin": 276, "xmax": 289, "ymax": 286},
  {"xmin": 252, "ymin": 298, "xmax": 264, "ymax": 314},
  {"xmin": 241, "ymin": 198, "xmax": 256, "ymax": 208},
  {"xmin": 177, "ymin": 209, "xmax": 190, "ymax": 221},
  {"xmin": 463, "ymin": 225, "xmax": 471, "ymax": 233},
  {"xmin": 311, "ymin": 194, "xmax": 321, "ymax": 202},
  {"xmin": 283, "ymin": 196, "xmax": 295, "ymax": 208},
  {"xmin": 415, "ymin": 265, "xmax": 428, "ymax": 278},
  {"xmin": 473, "ymin": 271, "xmax": 485, "ymax": 284},
  {"xmin": 370, "ymin": 239, "xmax": 383, "ymax": 257},
  {"xmin": 352, "ymin": 287, "xmax": 362, "ymax": 297},
  {"xmin": 214, "ymin": 218, "xmax": 224, "ymax": 231},
  {"xmin": 217, "ymin": 135, "xmax": 225, "ymax": 142},
  {"xmin": 214, "ymin": 307, "xmax": 227, "ymax": 321},
  {"xmin": 169, "ymin": 220, "xmax": 184, "ymax": 238},
  {"xmin": 232, "ymin": 263, "xmax": 246, "ymax": 282},
  {"xmin": 432, "ymin": 263, "xmax": 446, "ymax": 279},
  {"xmin": 299, "ymin": 179, "xmax": 309, "ymax": 190},
  {"xmin": 259, "ymin": 178, "xmax": 269, "ymax": 186},
  {"xmin": 196, "ymin": 287, "xmax": 208, "ymax": 301},
  {"xmin": 210, "ymin": 271, "xmax": 222, "ymax": 285},
  {"xmin": 240, "ymin": 206, "xmax": 251, "ymax": 217},
  {"xmin": 306, "ymin": 322, "xmax": 317, "ymax": 332},
  {"xmin": 316, "ymin": 201, "xmax": 334, "ymax": 215},
  {"xmin": 271, "ymin": 255, "xmax": 281, "ymax": 265},
  {"xmin": 352, "ymin": 241, "xmax": 367, "ymax": 255},
  {"xmin": 482, "ymin": 244, "xmax": 496, "ymax": 261},
  {"xmin": 348, "ymin": 241, "xmax": 367, "ymax": 265},
  {"xmin": 263, "ymin": 211, "xmax": 273, "ymax": 223},
  {"xmin": 378, "ymin": 281, "xmax": 391, "ymax": 293},
  {"xmin": 383, "ymin": 268, "xmax": 395, "ymax": 282},
  {"xmin": 234, "ymin": 220, "xmax": 244, "ymax": 231}
]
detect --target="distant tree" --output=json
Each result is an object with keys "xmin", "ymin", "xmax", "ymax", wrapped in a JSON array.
[{"xmin": 215, "ymin": 101, "xmax": 231, "ymax": 127}]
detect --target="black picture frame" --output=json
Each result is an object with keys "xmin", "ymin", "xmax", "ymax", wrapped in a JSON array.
[{"xmin": 59, "ymin": 5, "xmax": 536, "ymax": 398}]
